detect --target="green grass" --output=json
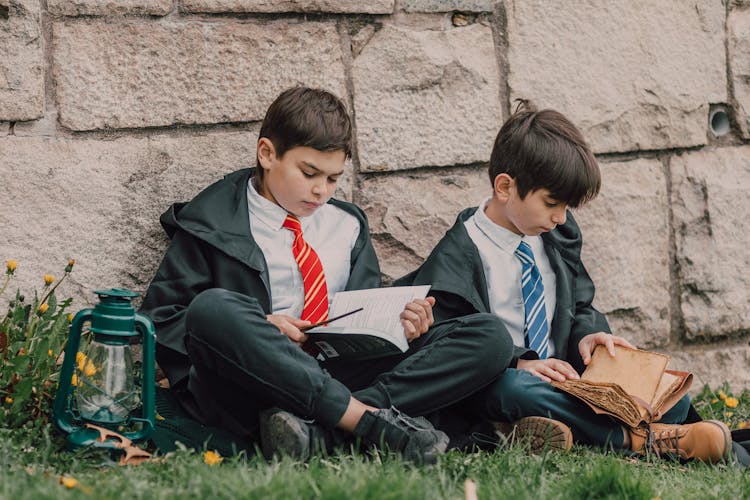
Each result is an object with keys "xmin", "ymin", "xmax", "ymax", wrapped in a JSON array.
[{"xmin": 1, "ymin": 386, "xmax": 748, "ymax": 500}]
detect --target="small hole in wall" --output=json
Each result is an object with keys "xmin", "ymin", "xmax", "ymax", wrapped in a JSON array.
[{"xmin": 709, "ymin": 106, "xmax": 731, "ymax": 137}]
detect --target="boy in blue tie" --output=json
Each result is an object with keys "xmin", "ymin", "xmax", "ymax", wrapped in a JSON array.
[
  {"xmin": 398, "ymin": 104, "xmax": 731, "ymax": 463},
  {"xmin": 140, "ymin": 87, "xmax": 514, "ymax": 462}
]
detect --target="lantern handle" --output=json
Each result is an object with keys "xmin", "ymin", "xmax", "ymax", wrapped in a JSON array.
[
  {"xmin": 120, "ymin": 313, "xmax": 156, "ymax": 442},
  {"xmin": 53, "ymin": 308, "xmax": 94, "ymax": 435}
]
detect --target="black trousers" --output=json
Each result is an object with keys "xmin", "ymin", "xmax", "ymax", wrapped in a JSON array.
[{"xmin": 177, "ymin": 288, "xmax": 513, "ymax": 441}]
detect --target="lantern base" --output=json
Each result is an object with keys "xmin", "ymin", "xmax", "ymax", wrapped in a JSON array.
[{"xmin": 65, "ymin": 427, "xmax": 123, "ymax": 452}]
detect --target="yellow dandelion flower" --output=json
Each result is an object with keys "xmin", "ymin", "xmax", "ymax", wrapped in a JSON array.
[
  {"xmin": 725, "ymin": 397, "xmax": 739, "ymax": 408},
  {"xmin": 43, "ymin": 274, "xmax": 55, "ymax": 285},
  {"xmin": 65, "ymin": 259, "xmax": 75, "ymax": 273},
  {"xmin": 4, "ymin": 396, "xmax": 13, "ymax": 404},
  {"xmin": 71, "ymin": 373, "xmax": 79, "ymax": 386},
  {"xmin": 37, "ymin": 303, "xmax": 49, "ymax": 315},
  {"xmin": 203, "ymin": 450, "xmax": 223, "ymax": 466},
  {"xmin": 48, "ymin": 349, "xmax": 53, "ymax": 357},
  {"xmin": 83, "ymin": 360, "xmax": 96, "ymax": 377},
  {"xmin": 738, "ymin": 421, "xmax": 747, "ymax": 429},
  {"xmin": 76, "ymin": 352, "xmax": 86, "ymax": 371},
  {"xmin": 67, "ymin": 313, "xmax": 74, "ymax": 324},
  {"xmin": 718, "ymin": 390, "xmax": 727, "ymax": 401},
  {"xmin": 725, "ymin": 412, "xmax": 734, "ymax": 418},
  {"xmin": 60, "ymin": 476, "xmax": 78, "ymax": 489},
  {"xmin": 6, "ymin": 260, "xmax": 18, "ymax": 274},
  {"xmin": 711, "ymin": 398, "xmax": 718, "ymax": 404}
]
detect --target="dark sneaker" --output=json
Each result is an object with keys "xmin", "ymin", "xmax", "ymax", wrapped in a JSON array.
[
  {"xmin": 259, "ymin": 408, "xmax": 346, "ymax": 460},
  {"xmin": 494, "ymin": 416, "xmax": 573, "ymax": 454},
  {"xmin": 353, "ymin": 407, "xmax": 449, "ymax": 464}
]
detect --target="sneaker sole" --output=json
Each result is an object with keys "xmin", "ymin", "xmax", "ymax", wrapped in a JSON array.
[
  {"xmin": 259, "ymin": 409, "xmax": 310, "ymax": 460},
  {"xmin": 497, "ymin": 416, "xmax": 573, "ymax": 454}
]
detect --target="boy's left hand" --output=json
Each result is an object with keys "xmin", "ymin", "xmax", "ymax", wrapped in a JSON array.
[
  {"xmin": 401, "ymin": 297, "xmax": 436, "ymax": 342},
  {"xmin": 578, "ymin": 332, "xmax": 635, "ymax": 366}
]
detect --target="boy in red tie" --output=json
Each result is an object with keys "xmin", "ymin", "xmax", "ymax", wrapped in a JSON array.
[{"xmin": 141, "ymin": 87, "xmax": 514, "ymax": 462}]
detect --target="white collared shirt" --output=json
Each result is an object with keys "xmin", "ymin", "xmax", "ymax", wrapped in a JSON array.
[
  {"xmin": 246, "ymin": 180, "xmax": 360, "ymax": 317},
  {"xmin": 464, "ymin": 198, "xmax": 557, "ymax": 356}
]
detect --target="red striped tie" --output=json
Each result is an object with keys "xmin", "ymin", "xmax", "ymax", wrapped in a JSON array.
[{"xmin": 283, "ymin": 214, "xmax": 329, "ymax": 324}]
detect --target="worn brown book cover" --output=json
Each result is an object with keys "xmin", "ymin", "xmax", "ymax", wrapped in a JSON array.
[{"xmin": 552, "ymin": 345, "xmax": 692, "ymax": 428}]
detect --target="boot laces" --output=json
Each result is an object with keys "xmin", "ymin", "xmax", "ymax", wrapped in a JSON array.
[{"xmin": 646, "ymin": 426, "xmax": 682, "ymax": 458}]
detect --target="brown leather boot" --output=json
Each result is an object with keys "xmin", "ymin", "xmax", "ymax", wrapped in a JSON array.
[
  {"xmin": 628, "ymin": 420, "xmax": 731, "ymax": 463},
  {"xmin": 494, "ymin": 416, "xmax": 573, "ymax": 453}
]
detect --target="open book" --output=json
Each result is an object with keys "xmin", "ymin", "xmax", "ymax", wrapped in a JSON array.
[
  {"xmin": 551, "ymin": 345, "xmax": 692, "ymax": 428},
  {"xmin": 303, "ymin": 285, "xmax": 431, "ymax": 361}
]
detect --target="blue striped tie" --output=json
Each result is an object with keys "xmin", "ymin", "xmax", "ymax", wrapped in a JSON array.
[{"xmin": 515, "ymin": 241, "xmax": 550, "ymax": 359}]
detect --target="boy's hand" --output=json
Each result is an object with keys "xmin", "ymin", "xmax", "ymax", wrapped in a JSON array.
[
  {"xmin": 401, "ymin": 296, "xmax": 436, "ymax": 342},
  {"xmin": 578, "ymin": 332, "xmax": 635, "ymax": 366},
  {"xmin": 517, "ymin": 358, "xmax": 580, "ymax": 383},
  {"xmin": 266, "ymin": 314, "xmax": 311, "ymax": 346}
]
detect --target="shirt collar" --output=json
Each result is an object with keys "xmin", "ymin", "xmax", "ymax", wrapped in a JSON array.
[
  {"xmin": 471, "ymin": 197, "xmax": 525, "ymax": 254},
  {"xmin": 247, "ymin": 179, "xmax": 325, "ymax": 232}
]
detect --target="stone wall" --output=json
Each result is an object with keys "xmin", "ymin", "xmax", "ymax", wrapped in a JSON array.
[{"xmin": 1, "ymin": 0, "xmax": 749, "ymax": 391}]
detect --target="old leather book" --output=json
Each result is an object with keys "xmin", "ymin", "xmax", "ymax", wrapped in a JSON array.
[{"xmin": 551, "ymin": 345, "xmax": 693, "ymax": 428}]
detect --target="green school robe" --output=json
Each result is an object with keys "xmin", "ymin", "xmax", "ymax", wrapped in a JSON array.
[
  {"xmin": 395, "ymin": 207, "xmax": 610, "ymax": 373},
  {"xmin": 140, "ymin": 168, "xmax": 381, "ymax": 388}
]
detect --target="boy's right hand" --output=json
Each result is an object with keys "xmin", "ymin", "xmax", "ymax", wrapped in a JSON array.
[
  {"xmin": 516, "ymin": 358, "xmax": 580, "ymax": 383},
  {"xmin": 266, "ymin": 314, "xmax": 311, "ymax": 346}
]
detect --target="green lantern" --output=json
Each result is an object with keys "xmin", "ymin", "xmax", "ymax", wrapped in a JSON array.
[{"xmin": 53, "ymin": 288, "xmax": 156, "ymax": 450}]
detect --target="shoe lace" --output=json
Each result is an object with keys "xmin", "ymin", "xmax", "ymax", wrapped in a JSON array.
[
  {"xmin": 469, "ymin": 431, "xmax": 501, "ymax": 449},
  {"xmin": 646, "ymin": 426, "xmax": 681, "ymax": 458},
  {"xmin": 380, "ymin": 406, "xmax": 433, "ymax": 432}
]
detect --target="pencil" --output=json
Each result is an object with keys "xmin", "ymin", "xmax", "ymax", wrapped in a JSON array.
[{"xmin": 300, "ymin": 307, "xmax": 364, "ymax": 332}]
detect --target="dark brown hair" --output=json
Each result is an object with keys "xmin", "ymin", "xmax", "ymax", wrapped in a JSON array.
[
  {"xmin": 255, "ymin": 87, "xmax": 352, "ymax": 179},
  {"xmin": 488, "ymin": 102, "xmax": 600, "ymax": 208}
]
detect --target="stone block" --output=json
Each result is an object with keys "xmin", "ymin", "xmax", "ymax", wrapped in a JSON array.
[
  {"xmin": 53, "ymin": 20, "xmax": 346, "ymax": 131},
  {"xmin": 671, "ymin": 146, "xmax": 750, "ymax": 339},
  {"xmin": 353, "ymin": 24, "xmax": 502, "ymax": 172},
  {"xmin": 669, "ymin": 344, "xmax": 750, "ymax": 395},
  {"xmin": 358, "ymin": 166, "xmax": 490, "ymax": 281},
  {"xmin": 181, "ymin": 0, "xmax": 393, "ymax": 13},
  {"xmin": 0, "ymin": 0, "xmax": 44, "ymax": 121},
  {"xmin": 334, "ymin": 158, "xmax": 354, "ymax": 202},
  {"xmin": 729, "ymin": 8, "xmax": 750, "ymax": 138},
  {"xmin": 47, "ymin": 0, "xmax": 173, "ymax": 16},
  {"xmin": 506, "ymin": 0, "xmax": 726, "ymax": 153},
  {"xmin": 0, "ymin": 131, "xmax": 257, "ymax": 308},
  {"xmin": 401, "ymin": 0, "xmax": 496, "ymax": 12},
  {"xmin": 574, "ymin": 158, "xmax": 671, "ymax": 348}
]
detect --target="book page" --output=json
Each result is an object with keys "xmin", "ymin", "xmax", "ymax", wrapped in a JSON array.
[
  {"xmin": 309, "ymin": 285, "xmax": 431, "ymax": 342},
  {"xmin": 581, "ymin": 345, "xmax": 669, "ymax": 406},
  {"xmin": 552, "ymin": 379, "xmax": 644, "ymax": 428},
  {"xmin": 652, "ymin": 372, "xmax": 685, "ymax": 410}
]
